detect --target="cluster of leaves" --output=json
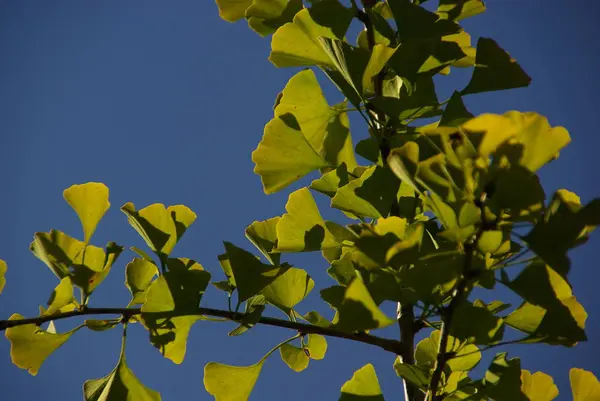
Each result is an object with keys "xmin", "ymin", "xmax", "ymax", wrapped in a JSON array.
[{"xmin": 1, "ymin": 0, "xmax": 600, "ymax": 400}]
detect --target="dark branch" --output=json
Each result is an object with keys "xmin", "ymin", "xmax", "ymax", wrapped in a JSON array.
[{"xmin": 0, "ymin": 306, "xmax": 404, "ymax": 355}]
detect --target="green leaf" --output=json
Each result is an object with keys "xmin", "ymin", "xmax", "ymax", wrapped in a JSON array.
[
  {"xmin": 84, "ymin": 354, "xmax": 161, "ymax": 401},
  {"xmin": 525, "ymin": 190, "xmax": 600, "ymax": 277},
  {"xmin": 303, "ymin": 310, "xmax": 332, "ymax": 327},
  {"xmin": 215, "ymin": 0, "xmax": 253, "ymax": 22},
  {"xmin": 322, "ymin": 278, "xmax": 395, "ymax": 332},
  {"xmin": 253, "ymin": 114, "xmax": 329, "ymax": 194},
  {"xmin": 63, "ymin": 182, "xmax": 110, "ymax": 243},
  {"xmin": 84, "ymin": 319, "xmax": 121, "ymax": 332},
  {"xmin": 437, "ymin": 0, "xmax": 486, "ymax": 21},
  {"xmin": 370, "ymin": 76, "xmax": 440, "ymax": 121},
  {"xmin": 482, "ymin": 353, "xmax": 529, "ymax": 401},
  {"xmin": 246, "ymin": 0, "xmax": 303, "ymax": 36},
  {"xmin": 306, "ymin": 334, "xmax": 327, "ymax": 360},
  {"xmin": 275, "ymin": 188, "xmax": 338, "ymax": 251},
  {"xmin": 229, "ymin": 295, "xmax": 266, "ymax": 336},
  {"xmin": 69, "ymin": 242, "xmax": 125, "ymax": 298},
  {"xmin": 5, "ymin": 314, "xmax": 80, "ymax": 375},
  {"xmin": 570, "ymin": 368, "xmax": 600, "ymax": 401},
  {"xmin": 394, "ymin": 359, "xmax": 431, "ymax": 389},
  {"xmin": 506, "ymin": 261, "xmax": 587, "ymax": 346},
  {"xmin": 388, "ymin": 0, "xmax": 461, "ymax": 40},
  {"xmin": 0, "ymin": 259, "xmax": 6, "ymax": 295},
  {"xmin": 328, "ymin": 251, "xmax": 358, "ymax": 286},
  {"xmin": 388, "ymin": 142, "xmax": 420, "ymax": 193},
  {"xmin": 340, "ymin": 364, "xmax": 385, "ymax": 401},
  {"xmin": 332, "ymin": 166, "xmax": 401, "ymax": 219},
  {"xmin": 280, "ymin": 343, "xmax": 309, "ymax": 372},
  {"xmin": 462, "ymin": 37, "xmax": 531, "ymax": 95},
  {"xmin": 520, "ymin": 370, "xmax": 558, "ymax": 401},
  {"xmin": 415, "ymin": 330, "xmax": 481, "ymax": 372},
  {"xmin": 245, "ymin": 217, "xmax": 281, "ymax": 265},
  {"xmin": 451, "ymin": 300, "xmax": 504, "ymax": 344},
  {"xmin": 30, "ymin": 230, "xmax": 86, "ymax": 280},
  {"xmin": 141, "ymin": 258, "xmax": 211, "ymax": 364},
  {"xmin": 362, "ymin": 44, "xmax": 397, "ymax": 93},
  {"xmin": 274, "ymin": 69, "xmax": 357, "ymax": 170},
  {"xmin": 45, "ymin": 277, "xmax": 77, "ymax": 315},
  {"xmin": 204, "ymin": 360, "xmax": 264, "ymax": 401},
  {"xmin": 120, "ymin": 202, "xmax": 196, "ymax": 257},
  {"xmin": 261, "ymin": 267, "xmax": 314, "ymax": 314},
  {"xmin": 125, "ymin": 258, "xmax": 159, "ymax": 306},
  {"xmin": 310, "ymin": 163, "xmax": 351, "ymax": 197},
  {"xmin": 440, "ymin": 91, "xmax": 474, "ymax": 127},
  {"xmin": 224, "ymin": 242, "xmax": 287, "ymax": 302},
  {"xmin": 269, "ymin": 3, "xmax": 354, "ymax": 68}
]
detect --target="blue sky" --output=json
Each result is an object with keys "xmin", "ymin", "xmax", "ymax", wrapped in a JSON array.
[{"xmin": 0, "ymin": 1, "xmax": 598, "ymax": 400}]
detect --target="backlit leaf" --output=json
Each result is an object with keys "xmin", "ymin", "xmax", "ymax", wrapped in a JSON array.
[
  {"xmin": 0, "ymin": 259, "xmax": 6, "ymax": 295},
  {"xmin": 30, "ymin": 230, "xmax": 86, "ymax": 280},
  {"xmin": 84, "ymin": 319, "xmax": 120, "ymax": 332},
  {"xmin": 224, "ymin": 242, "xmax": 287, "ymax": 302},
  {"xmin": 63, "ymin": 182, "xmax": 110, "ymax": 243},
  {"xmin": 245, "ymin": 217, "xmax": 281, "ymax": 265},
  {"xmin": 394, "ymin": 359, "xmax": 431, "ymax": 389},
  {"xmin": 332, "ymin": 166, "xmax": 401, "ymax": 218},
  {"xmin": 261, "ymin": 267, "xmax": 314, "ymax": 314},
  {"xmin": 570, "ymin": 368, "xmax": 600, "ymax": 401},
  {"xmin": 275, "ymin": 188, "xmax": 338, "ymax": 251},
  {"xmin": 121, "ymin": 203, "xmax": 196, "ymax": 257},
  {"xmin": 5, "ymin": 314, "xmax": 80, "ymax": 375},
  {"xmin": 269, "ymin": 4, "xmax": 353, "ymax": 68},
  {"xmin": 45, "ymin": 277, "xmax": 77, "ymax": 315},
  {"xmin": 520, "ymin": 370, "xmax": 558, "ymax": 401},
  {"xmin": 141, "ymin": 258, "xmax": 210, "ymax": 364},
  {"xmin": 204, "ymin": 360, "xmax": 264, "ymax": 401},
  {"xmin": 340, "ymin": 364, "xmax": 385, "ymax": 401},
  {"xmin": 310, "ymin": 163, "xmax": 351, "ymax": 197},
  {"xmin": 322, "ymin": 278, "xmax": 395, "ymax": 332},
  {"xmin": 306, "ymin": 334, "xmax": 327, "ymax": 360},
  {"xmin": 437, "ymin": 0, "xmax": 485, "ymax": 21},
  {"xmin": 415, "ymin": 330, "xmax": 481, "ymax": 372},
  {"xmin": 83, "ymin": 353, "xmax": 160, "ymax": 401},
  {"xmin": 215, "ymin": 0, "xmax": 253, "ymax": 22},
  {"xmin": 246, "ymin": 0, "xmax": 303, "ymax": 36},
  {"xmin": 274, "ymin": 69, "xmax": 357, "ymax": 170},
  {"xmin": 482, "ymin": 353, "xmax": 528, "ymax": 401},
  {"xmin": 125, "ymin": 258, "xmax": 159, "ymax": 306},
  {"xmin": 253, "ymin": 114, "xmax": 329, "ymax": 194},
  {"xmin": 280, "ymin": 344, "xmax": 309, "ymax": 372},
  {"xmin": 462, "ymin": 38, "xmax": 531, "ymax": 95},
  {"xmin": 229, "ymin": 295, "xmax": 266, "ymax": 336}
]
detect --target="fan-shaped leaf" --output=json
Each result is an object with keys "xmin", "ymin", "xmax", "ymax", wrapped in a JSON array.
[
  {"xmin": 204, "ymin": 360, "xmax": 264, "ymax": 401},
  {"xmin": 340, "ymin": 364, "xmax": 385, "ymax": 401},
  {"xmin": 520, "ymin": 370, "xmax": 558, "ymax": 401},
  {"xmin": 126, "ymin": 258, "xmax": 159, "ymax": 306},
  {"xmin": 63, "ymin": 182, "xmax": 110, "ymax": 243},
  {"xmin": 570, "ymin": 368, "xmax": 600, "ymax": 401},
  {"xmin": 280, "ymin": 343, "xmax": 309, "ymax": 372}
]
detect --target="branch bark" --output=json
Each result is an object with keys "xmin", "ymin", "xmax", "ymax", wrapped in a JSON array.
[{"xmin": 0, "ymin": 306, "xmax": 404, "ymax": 355}]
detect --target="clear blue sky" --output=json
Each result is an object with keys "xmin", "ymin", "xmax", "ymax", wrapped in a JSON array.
[{"xmin": 0, "ymin": 1, "xmax": 598, "ymax": 400}]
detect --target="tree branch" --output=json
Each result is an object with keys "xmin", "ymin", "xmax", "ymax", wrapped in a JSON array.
[{"xmin": 0, "ymin": 306, "xmax": 404, "ymax": 355}]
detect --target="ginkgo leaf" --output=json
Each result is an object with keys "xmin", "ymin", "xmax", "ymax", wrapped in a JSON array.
[
  {"xmin": 279, "ymin": 344, "xmax": 309, "ymax": 372},
  {"xmin": 520, "ymin": 370, "xmax": 559, "ymax": 401},
  {"xmin": 84, "ymin": 353, "xmax": 160, "ymax": 401},
  {"xmin": 394, "ymin": 359, "xmax": 431, "ymax": 389},
  {"xmin": 44, "ymin": 277, "xmax": 77, "ymax": 315},
  {"xmin": 261, "ymin": 267, "xmax": 314, "ymax": 314},
  {"xmin": 5, "ymin": 314, "xmax": 81, "ymax": 375},
  {"xmin": 437, "ymin": 0, "xmax": 485, "ymax": 21},
  {"xmin": 125, "ymin": 258, "xmax": 159, "ymax": 306},
  {"xmin": 322, "ymin": 278, "xmax": 395, "ymax": 332},
  {"xmin": 30, "ymin": 230, "xmax": 86, "ymax": 279},
  {"xmin": 215, "ymin": 0, "xmax": 253, "ymax": 22},
  {"xmin": 482, "ymin": 353, "xmax": 529, "ymax": 401},
  {"xmin": 570, "ymin": 368, "xmax": 600, "ymax": 401},
  {"xmin": 69, "ymin": 242, "xmax": 124, "ymax": 298},
  {"xmin": 252, "ymin": 114, "xmax": 329, "ymax": 194},
  {"xmin": 229, "ymin": 295, "xmax": 266, "ymax": 336},
  {"xmin": 362, "ymin": 44, "xmax": 397, "ymax": 93},
  {"xmin": 245, "ymin": 217, "xmax": 281, "ymax": 265},
  {"xmin": 224, "ymin": 242, "xmax": 287, "ymax": 302},
  {"xmin": 388, "ymin": 142, "xmax": 420, "ymax": 193},
  {"xmin": 246, "ymin": 0, "xmax": 303, "ymax": 37},
  {"xmin": 0, "ymin": 259, "xmax": 6, "ymax": 295},
  {"xmin": 141, "ymin": 258, "xmax": 210, "ymax": 364},
  {"xmin": 462, "ymin": 37, "xmax": 531, "ymax": 95},
  {"xmin": 332, "ymin": 166, "xmax": 401, "ymax": 219},
  {"xmin": 204, "ymin": 360, "xmax": 264, "ymax": 401},
  {"xmin": 121, "ymin": 202, "xmax": 196, "ymax": 257},
  {"xmin": 63, "ymin": 182, "xmax": 110, "ymax": 243},
  {"xmin": 340, "ymin": 364, "xmax": 385, "ymax": 401},
  {"xmin": 275, "ymin": 70, "xmax": 357, "ymax": 170},
  {"xmin": 275, "ymin": 188, "xmax": 338, "ymax": 252},
  {"xmin": 415, "ymin": 330, "xmax": 481, "ymax": 372},
  {"xmin": 310, "ymin": 163, "xmax": 351, "ymax": 198},
  {"xmin": 306, "ymin": 334, "xmax": 327, "ymax": 360},
  {"xmin": 84, "ymin": 319, "xmax": 120, "ymax": 332},
  {"xmin": 269, "ymin": 3, "xmax": 354, "ymax": 68}
]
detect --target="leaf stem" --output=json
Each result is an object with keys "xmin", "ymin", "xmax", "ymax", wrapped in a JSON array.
[{"xmin": 0, "ymin": 306, "xmax": 404, "ymax": 355}]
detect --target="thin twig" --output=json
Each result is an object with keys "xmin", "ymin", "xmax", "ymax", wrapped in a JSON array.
[{"xmin": 0, "ymin": 306, "xmax": 404, "ymax": 355}]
